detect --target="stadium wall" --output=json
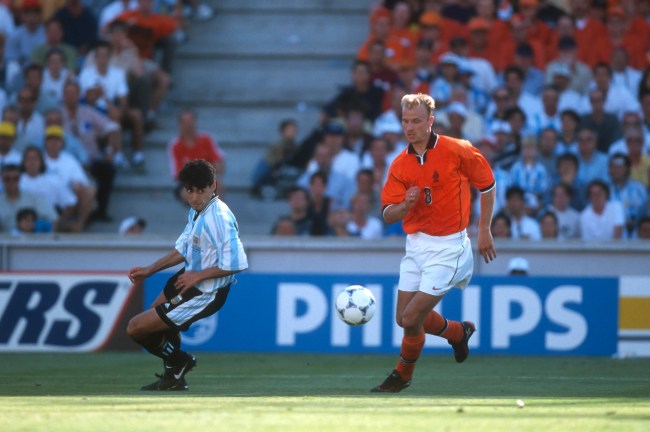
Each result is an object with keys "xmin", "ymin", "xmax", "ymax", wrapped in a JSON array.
[{"xmin": 0, "ymin": 236, "xmax": 648, "ymax": 356}]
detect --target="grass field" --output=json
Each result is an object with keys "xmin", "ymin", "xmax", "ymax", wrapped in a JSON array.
[{"xmin": 1, "ymin": 352, "xmax": 649, "ymax": 431}]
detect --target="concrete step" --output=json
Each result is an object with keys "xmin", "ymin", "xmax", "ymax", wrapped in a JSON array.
[
  {"xmin": 143, "ymin": 105, "xmax": 323, "ymax": 149},
  {"xmin": 179, "ymin": 11, "xmax": 368, "ymax": 58},
  {"xmin": 171, "ymin": 58, "xmax": 353, "ymax": 103},
  {"xmin": 217, "ymin": 0, "xmax": 369, "ymax": 12}
]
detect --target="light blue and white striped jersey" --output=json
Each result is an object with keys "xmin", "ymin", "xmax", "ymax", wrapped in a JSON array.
[
  {"xmin": 509, "ymin": 160, "xmax": 549, "ymax": 196},
  {"xmin": 175, "ymin": 197, "xmax": 248, "ymax": 294}
]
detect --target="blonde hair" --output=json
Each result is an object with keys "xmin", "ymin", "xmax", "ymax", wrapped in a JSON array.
[{"xmin": 401, "ymin": 93, "xmax": 436, "ymax": 118}]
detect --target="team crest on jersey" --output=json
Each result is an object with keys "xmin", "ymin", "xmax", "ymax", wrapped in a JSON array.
[{"xmin": 432, "ymin": 171, "xmax": 439, "ymax": 182}]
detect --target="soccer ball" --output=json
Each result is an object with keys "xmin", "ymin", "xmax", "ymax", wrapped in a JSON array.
[{"xmin": 335, "ymin": 285, "xmax": 376, "ymax": 326}]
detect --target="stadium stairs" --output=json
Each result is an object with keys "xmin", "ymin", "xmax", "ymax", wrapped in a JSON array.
[{"xmin": 88, "ymin": 0, "xmax": 369, "ymax": 235}]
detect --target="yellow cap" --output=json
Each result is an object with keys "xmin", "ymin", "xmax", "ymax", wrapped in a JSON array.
[
  {"xmin": 0, "ymin": 121, "xmax": 16, "ymax": 137},
  {"xmin": 45, "ymin": 125, "xmax": 65, "ymax": 139}
]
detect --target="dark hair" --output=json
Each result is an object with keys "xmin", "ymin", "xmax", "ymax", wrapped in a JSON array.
[
  {"xmin": 356, "ymin": 168, "xmax": 374, "ymax": 181},
  {"xmin": 310, "ymin": 170, "xmax": 328, "ymax": 185},
  {"xmin": 93, "ymin": 40, "xmax": 112, "ymax": 52},
  {"xmin": 503, "ymin": 65, "xmax": 525, "ymax": 81},
  {"xmin": 560, "ymin": 109, "xmax": 581, "ymax": 125},
  {"xmin": 539, "ymin": 210, "xmax": 559, "ymax": 226},
  {"xmin": 45, "ymin": 47, "xmax": 67, "ymax": 63},
  {"xmin": 178, "ymin": 159, "xmax": 216, "ymax": 190},
  {"xmin": 16, "ymin": 207, "xmax": 37, "ymax": 223},
  {"xmin": 279, "ymin": 118, "xmax": 296, "ymax": 133},
  {"xmin": 587, "ymin": 179, "xmax": 610, "ymax": 200},
  {"xmin": 505, "ymin": 106, "xmax": 526, "ymax": 122},
  {"xmin": 556, "ymin": 152, "xmax": 579, "ymax": 169},
  {"xmin": 109, "ymin": 19, "xmax": 128, "ymax": 33},
  {"xmin": 553, "ymin": 182, "xmax": 574, "ymax": 199},
  {"xmin": 506, "ymin": 185, "xmax": 526, "ymax": 200},
  {"xmin": 21, "ymin": 146, "xmax": 46, "ymax": 174},
  {"xmin": 491, "ymin": 211, "xmax": 512, "ymax": 229},
  {"xmin": 1, "ymin": 163, "xmax": 21, "ymax": 175},
  {"xmin": 609, "ymin": 152, "xmax": 631, "ymax": 169}
]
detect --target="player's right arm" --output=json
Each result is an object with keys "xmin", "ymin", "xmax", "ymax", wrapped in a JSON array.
[
  {"xmin": 381, "ymin": 162, "xmax": 419, "ymax": 224},
  {"xmin": 383, "ymin": 186, "xmax": 420, "ymax": 224},
  {"xmin": 128, "ymin": 249, "xmax": 185, "ymax": 284}
]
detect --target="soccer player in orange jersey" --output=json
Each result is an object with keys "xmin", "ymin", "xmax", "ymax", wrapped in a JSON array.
[{"xmin": 371, "ymin": 93, "xmax": 497, "ymax": 393}]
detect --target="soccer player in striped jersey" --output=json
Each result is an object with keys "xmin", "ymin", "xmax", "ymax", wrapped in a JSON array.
[
  {"xmin": 371, "ymin": 93, "xmax": 497, "ymax": 393},
  {"xmin": 127, "ymin": 159, "xmax": 248, "ymax": 391}
]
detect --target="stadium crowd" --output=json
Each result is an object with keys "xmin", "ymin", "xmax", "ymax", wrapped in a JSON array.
[
  {"xmin": 255, "ymin": 0, "xmax": 650, "ymax": 241},
  {"xmin": 0, "ymin": 0, "xmax": 215, "ymax": 234}
]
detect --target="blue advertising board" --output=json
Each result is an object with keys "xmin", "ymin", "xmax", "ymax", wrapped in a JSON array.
[{"xmin": 144, "ymin": 273, "xmax": 619, "ymax": 356}]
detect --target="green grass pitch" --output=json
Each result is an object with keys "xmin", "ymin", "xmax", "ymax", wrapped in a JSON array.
[{"xmin": 1, "ymin": 352, "xmax": 649, "ymax": 431}]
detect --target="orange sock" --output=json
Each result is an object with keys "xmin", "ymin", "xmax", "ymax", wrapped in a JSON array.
[
  {"xmin": 423, "ymin": 310, "xmax": 464, "ymax": 344},
  {"xmin": 395, "ymin": 332, "xmax": 425, "ymax": 381}
]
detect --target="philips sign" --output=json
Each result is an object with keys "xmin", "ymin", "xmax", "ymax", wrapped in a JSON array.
[
  {"xmin": 144, "ymin": 274, "xmax": 618, "ymax": 356},
  {"xmin": 0, "ymin": 274, "xmax": 134, "ymax": 352}
]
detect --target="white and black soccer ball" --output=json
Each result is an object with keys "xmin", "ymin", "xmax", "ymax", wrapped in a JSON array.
[{"xmin": 335, "ymin": 285, "xmax": 376, "ymax": 326}]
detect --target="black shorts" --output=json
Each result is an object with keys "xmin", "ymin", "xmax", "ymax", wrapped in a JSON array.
[{"xmin": 155, "ymin": 269, "xmax": 230, "ymax": 332}]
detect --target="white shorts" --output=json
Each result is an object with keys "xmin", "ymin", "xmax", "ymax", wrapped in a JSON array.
[{"xmin": 398, "ymin": 230, "xmax": 474, "ymax": 296}]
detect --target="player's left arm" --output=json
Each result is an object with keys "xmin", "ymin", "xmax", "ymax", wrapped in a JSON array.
[
  {"xmin": 462, "ymin": 141, "xmax": 497, "ymax": 263},
  {"xmin": 477, "ymin": 187, "xmax": 497, "ymax": 263}
]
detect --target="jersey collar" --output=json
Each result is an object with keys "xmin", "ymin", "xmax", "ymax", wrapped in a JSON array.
[{"xmin": 407, "ymin": 132, "xmax": 439, "ymax": 163}]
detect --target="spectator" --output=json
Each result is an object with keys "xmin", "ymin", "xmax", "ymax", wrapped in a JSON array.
[
  {"xmin": 548, "ymin": 62, "xmax": 583, "ymax": 113},
  {"xmin": 413, "ymin": 38, "xmax": 436, "ymax": 85},
  {"xmin": 540, "ymin": 183, "xmax": 581, "ymax": 240},
  {"xmin": 11, "ymin": 207, "xmax": 38, "ymax": 236},
  {"xmin": 6, "ymin": 0, "xmax": 46, "ymax": 67},
  {"xmin": 61, "ymin": 81, "xmax": 119, "ymax": 221},
  {"xmin": 39, "ymin": 49, "xmax": 72, "ymax": 112},
  {"xmin": 322, "ymin": 121, "xmax": 359, "ymax": 182},
  {"xmin": 539, "ymin": 210, "xmax": 559, "ymax": 239},
  {"xmin": 346, "ymin": 192, "xmax": 383, "ymax": 239},
  {"xmin": 116, "ymin": 0, "xmax": 179, "ymax": 75},
  {"xmin": 509, "ymin": 134, "xmax": 549, "ymax": 214},
  {"xmin": 431, "ymin": 53, "xmax": 461, "ymax": 108},
  {"xmin": 297, "ymin": 142, "xmax": 353, "ymax": 209},
  {"xmin": 554, "ymin": 152, "xmax": 586, "ymax": 211},
  {"xmin": 328, "ymin": 205, "xmax": 351, "ymax": 237},
  {"xmin": 506, "ymin": 43, "xmax": 544, "ymax": 97},
  {"xmin": 0, "ymin": 164, "xmax": 58, "ymax": 232},
  {"xmin": 576, "ymin": 127, "xmax": 609, "ymax": 186},
  {"xmin": 306, "ymin": 171, "xmax": 331, "ymax": 236},
  {"xmin": 580, "ymin": 62, "xmax": 640, "ymax": 119},
  {"xmin": 366, "ymin": 39, "xmax": 398, "ymax": 90},
  {"xmin": 529, "ymin": 85, "xmax": 561, "ymax": 135},
  {"xmin": 30, "ymin": 18, "xmax": 78, "ymax": 71},
  {"xmin": 580, "ymin": 179, "xmax": 625, "ymax": 241},
  {"xmin": 343, "ymin": 105, "xmax": 373, "ymax": 160},
  {"xmin": 0, "ymin": 121, "xmax": 21, "ymax": 168},
  {"xmin": 43, "ymin": 125, "xmax": 96, "ymax": 231},
  {"xmin": 545, "ymin": 35, "xmax": 592, "ymax": 96},
  {"xmin": 20, "ymin": 145, "xmax": 77, "ymax": 230},
  {"xmin": 356, "ymin": 7, "xmax": 409, "ymax": 70},
  {"xmin": 37, "ymin": 108, "xmax": 88, "ymax": 166},
  {"xmin": 14, "ymin": 86, "xmax": 46, "ymax": 154},
  {"xmin": 635, "ymin": 216, "xmax": 650, "ymax": 240},
  {"xmin": 98, "ymin": 0, "xmax": 138, "ymax": 39},
  {"xmin": 0, "ymin": 33, "xmax": 22, "ymax": 98},
  {"xmin": 580, "ymin": 88, "xmax": 623, "ymax": 154},
  {"xmin": 503, "ymin": 185, "xmax": 542, "ymax": 240},
  {"xmin": 490, "ymin": 211, "xmax": 512, "ymax": 238},
  {"xmin": 467, "ymin": 17, "xmax": 509, "ymax": 73},
  {"xmin": 270, "ymin": 215, "xmax": 296, "ymax": 236},
  {"xmin": 475, "ymin": 136, "xmax": 511, "ymax": 214},
  {"xmin": 607, "ymin": 153, "xmax": 648, "ymax": 237},
  {"xmin": 325, "ymin": 60, "xmax": 384, "ymax": 122},
  {"xmin": 556, "ymin": 109, "xmax": 580, "ymax": 156},
  {"xmin": 102, "ymin": 19, "xmax": 171, "ymax": 123},
  {"xmin": 168, "ymin": 108, "xmax": 225, "ymax": 201},
  {"xmin": 608, "ymin": 112, "xmax": 650, "ymax": 156},
  {"xmin": 285, "ymin": 186, "xmax": 312, "ymax": 236},
  {"xmin": 0, "ymin": 3, "xmax": 15, "ymax": 38},
  {"xmin": 489, "ymin": 120, "xmax": 518, "ymax": 171},
  {"xmin": 502, "ymin": 65, "xmax": 543, "ymax": 132},
  {"xmin": 80, "ymin": 40, "xmax": 145, "ymax": 168},
  {"xmin": 251, "ymin": 118, "xmax": 298, "ymax": 198},
  {"xmin": 118, "ymin": 215, "xmax": 146, "ymax": 235},
  {"xmin": 54, "ymin": 0, "xmax": 98, "ymax": 58},
  {"xmin": 610, "ymin": 47, "xmax": 642, "ymax": 98},
  {"xmin": 538, "ymin": 127, "xmax": 559, "ymax": 179},
  {"xmin": 507, "ymin": 256, "xmax": 529, "ymax": 275},
  {"xmin": 620, "ymin": 126, "xmax": 650, "ymax": 187},
  {"xmin": 594, "ymin": 7, "xmax": 646, "ymax": 71},
  {"xmin": 360, "ymin": 136, "xmax": 391, "ymax": 190}
]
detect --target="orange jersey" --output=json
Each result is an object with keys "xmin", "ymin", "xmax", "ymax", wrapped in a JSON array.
[{"xmin": 381, "ymin": 134, "xmax": 495, "ymax": 236}]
